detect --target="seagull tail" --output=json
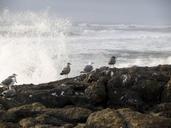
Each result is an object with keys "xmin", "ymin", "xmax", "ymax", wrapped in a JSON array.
[
  {"xmin": 0, "ymin": 83, "xmax": 3, "ymax": 88},
  {"xmin": 80, "ymin": 71, "xmax": 85, "ymax": 73},
  {"xmin": 60, "ymin": 71, "xmax": 66, "ymax": 75}
]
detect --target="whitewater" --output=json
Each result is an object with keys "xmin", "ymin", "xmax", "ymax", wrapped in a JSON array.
[{"xmin": 0, "ymin": 10, "xmax": 171, "ymax": 84}]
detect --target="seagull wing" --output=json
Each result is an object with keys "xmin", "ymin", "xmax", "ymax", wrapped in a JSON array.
[
  {"xmin": 108, "ymin": 58, "xmax": 116, "ymax": 65},
  {"xmin": 60, "ymin": 66, "xmax": 70, "ymax": 75},
  {"xmin": 84, "ymin": 65, "xmax": 93, "ymax": 72},
  {"xmin": 1, "ymin": 78, "xmax": 13, "ymax": 85}
]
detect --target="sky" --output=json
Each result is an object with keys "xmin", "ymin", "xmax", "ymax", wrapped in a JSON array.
[{"xmin": 0, "ymin": 0, "xmax": 171, "ymax": 25}]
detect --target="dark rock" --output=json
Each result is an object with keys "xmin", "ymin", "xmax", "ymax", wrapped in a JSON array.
[
  {"xmin": 44, "ymin": 107, "xmax": 92, "ymax": 123},
  {"xmin": 74, "ymin": 123, "xmax": 86, "ymax": 128},
  {"xmin": 118, "ymin": 108, "xmax": 171, "ymax": 128},
  {"xmin": 0, "ymin": 122, "xmax": 19, "ymax": 128},
  {"xmin": 85, "ymin": 77, "xmax": 107, "ymax": 105},
  {"xmin": 132, "ymin": 79, "xmax": 163, "ymax": 104},
  {"xmin": 162, "ymin": 78, "xmax": 171, "ymax": 102},
  {"xmin": 150, "ymin": 102, "xmax": 171, "ymax": 118},
  {"xmin": 1, "ymin": 65, "xmax": 171, "ymax": 127},
  {"xmin": 86, "ymin": 108, "xmax": 171, "ymax": 128},
  {"xmin": 2, "ymin": 102, "xmax": 46, "ymax": 122},
  {"xmin": 86, "ymin": 108, "xmax": 125, "ymax": 128}
]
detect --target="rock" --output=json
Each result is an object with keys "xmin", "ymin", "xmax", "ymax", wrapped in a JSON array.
[
  {"xmin": 162, "ymin": 78, "xmax": 171, "ymax": 102},
  {"xmin": 150, "ymin": 103, "xmax": 171, "ymax": 118},
  {"xmin": 0, "ymin": 97, "xmax": 18, "ymax": 109},
  {"xmin": 2, "ymin": 102, "xmax": 46, "ymax": 122},
  {"xmin": 74, "ymin": 123, "xmax": 86, "ymax": 128},
  {"xmin": 86, "ymin": 108, "xmax": 171, "ymax": 128},
  {"xmin": 1, "ymin": 65, "xmax": 171, "ymax": 127},
  {"xmin": 1, "ymin": 89, "xmax": 16, "ymax": 98},
  {"xmin": 19, "ymin": 107, "xmax": 91, "ymax": 127},
  {"xmin": 19, "ymin": 117, "xmax": 35, "ymax": 128},
  {"xmin": 45, "ymin": 107, "xmax": 92, "ymax": 123},
  {"xmin": 86, "ymin": 108, "xmax": 125, "ymax": 128},
  {"xmin": 0, "ymin": 122, "xmax": 18, "ymax": 128},
  {"xmin": 118, "ymin": 108, "xmax": 171, "ymax": 128},
  {"xmin": 107, "ymin": 78, "xmax": 144, "ymax": 110},
  {"xmin": 132, "ymin": 79, "xmax": 163, "ymax": 104},
  {"xmin": 85, "ymin": 77, "xmax": 107, "ymax": 104}
]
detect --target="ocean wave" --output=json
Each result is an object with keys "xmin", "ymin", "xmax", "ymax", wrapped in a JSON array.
[{"xmin": 0, "ymin": 10, "xmax": 171, "ymax": 84}]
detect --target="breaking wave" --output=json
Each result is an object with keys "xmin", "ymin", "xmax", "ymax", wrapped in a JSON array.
[
  {"xmin": 0, "ymin": 10, "xmax": 171, "ymax": 84},
  {"xmin": 0, "ymin": 10, "xmax": 71, "ymax": 84}
]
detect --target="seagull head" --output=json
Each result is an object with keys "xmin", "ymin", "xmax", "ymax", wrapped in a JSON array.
[
  {"xmin": 12, "ymin": 73, "xmax": 17, "ymax": 77},
  {"xmin": 112, "ymin": 56, "xmax": 116, "ymax": 59},
  {"xmin": 67, "ymin": 62, "xmax": 71, "ymax": 66}
]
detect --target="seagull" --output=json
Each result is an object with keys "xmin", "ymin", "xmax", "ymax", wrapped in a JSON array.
[
  {"xmin": 60, "ymin": 63, "xmax": 71, "ymax": 78},
  {"xmin": 81, "ymin": 62, "xmax": 94, "ymax": 73},
  {"xmin": 1, "ymin": 74, "xmax": 17, "ymax": 89},
  {"xmin": 108, "ymin": 56, "xmax": 116, "ymax": 68}
]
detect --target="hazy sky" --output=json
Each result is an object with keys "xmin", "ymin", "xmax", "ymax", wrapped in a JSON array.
[{"xmin": 0, "ymin": 0, "xmax": 171, "ymax": 24}]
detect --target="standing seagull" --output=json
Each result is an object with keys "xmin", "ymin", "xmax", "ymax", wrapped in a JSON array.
[
  {"xmin": 108, "ymin": 56, "xmax": 116, "ymax": 68},
  {"xmin": 1, "ymin": 74, "xmax": 17, "ymax": 89},
  {"xmin": 81, "ymin": 62, "xmax": 94, "ymax": 73},
  {"xmin": 60, "ymin": 63, "xmax": 71, "ymax": 78}
]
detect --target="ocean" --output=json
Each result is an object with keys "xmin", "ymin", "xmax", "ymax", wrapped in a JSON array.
[{"xmin": 0, "ymin": 11, "xmax": 171, "ymax": 84}]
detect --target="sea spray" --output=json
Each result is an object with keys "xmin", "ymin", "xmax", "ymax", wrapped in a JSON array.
[
  {"xmin": 0, "ymin": 10, "xmax": 71, "ymax": 84},
  {"xmin": 0, "ymin": 10, "xmax": 171, "ymax": 84}
]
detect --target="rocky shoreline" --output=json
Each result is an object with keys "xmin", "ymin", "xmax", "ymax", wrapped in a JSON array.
[{"xmin": 0, "ymin": 65, "xmax": 171, "ymax": 128}]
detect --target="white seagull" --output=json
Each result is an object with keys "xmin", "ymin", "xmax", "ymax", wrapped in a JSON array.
[
  {"xmin": 60, "ymin": 63, "xmax": 71, "ymax": 78},
  {"xmin": 1, "ymin": 74, "xmax": 17, "ymax": 89}
]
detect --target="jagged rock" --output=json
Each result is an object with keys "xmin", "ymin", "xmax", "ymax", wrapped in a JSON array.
[
  {"xmin": 132, "ymin": 79, "xmax": 163, "ymax": 104},
  {"xmin": 162, "ymin": 78, "xmax": 171, "ymax": 102},
  {"xmin": 86, "ymin": 108, "xmax": 171, "ymax": 128},
  {"xmin": 19, "ymin": 117, "xmax": 35, "ymax": 128},
  {"xmin": 0, "ymin": 65, "xmax": 171, "ymax": 127},
  {"xmin": 74, "ymin": 123, "xmax": 86, "ymax": 128},
  {"xmin": 118, "ymin": 108, "xmax": 171, "ymax": 128},
  {"xmin": 44, "ymin": 107, "xmax": 92, "ymax": 123},
  {"xmin": 150, "ymin": 102, "xmax": 171, "ymax": 118},
  {"xmin": 86, "ymin": 108, "xmax": 125, "ymax": 128},
  {"xmin": 2, "ymin": 102, "xmax": 46, "ymax": 122},
  {"xmin": 0, "ymin": 122, "xmax": 18, "ymax": 128},
  {"xmin": 19, "ymin": 107, "xmax": 91, "ymax": 127},
  {"xmin": 0, "ymin": 97, "xmax": 18, "ymax": 109},
  {"xmin": 85, "ymin": 77, "xmax": 107, "ymax": 104},
  {"xmin": 107, "ymin": 76, "xmax": 144, "ymax": 109}
]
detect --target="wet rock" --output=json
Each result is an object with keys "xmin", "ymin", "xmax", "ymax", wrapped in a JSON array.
[
  {"xmin": 86, "ymin": 108, "xmax": 125, "ymax": 128},
  {"xmin": 85, "ymin": 77, "xmax": 107, "ymax": 105},
  {"xmin": 1, "ymin": 65, "xmax": 171, "ymax": 127},
  {"xmin": 19, "ymin": 117, "xmax": 35, "ymax": 128},
  {"xmin": 118, "ymin": 108, "xmax": 171, "ymax": 128},
  {"xmin": 45, "ymin": 107, "xmax": 92, "ymax": 123},
  {"xmin": 132, "ymin": 79, "xmax": 163, "ymax": 104},
  {"xmin": 74, "ymin": 123, "xmax": 86, "ymax": 128},
  {"xmin": 150, "ymin": 103, "xmax": 171, "ymax": 118},
  {"xmin": 162, "ymin": 78, "xmax": 171, "ymax": 102},
  {"xmin": 2, "ymin": 102, "xmax": 46, "ymax": 122},
  {"xmin": 0, "ymin": 122, "xmax": 19, "ymax": 128},
  {"xmin": 1, "ymin": 89, "xmax": 16, "ymax": 98},
  {"xmin": 107, "ymin": 78, "xmax": 144, "ymax": 110}
]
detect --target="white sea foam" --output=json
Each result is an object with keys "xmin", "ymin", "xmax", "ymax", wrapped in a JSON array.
[
  {"xmin": 0, "ymin": 10, "xmax": 171, "ymax": 84},
  {"xmin": 0, "ymin": 10, "xmax": 71, "ymax": 84}
]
